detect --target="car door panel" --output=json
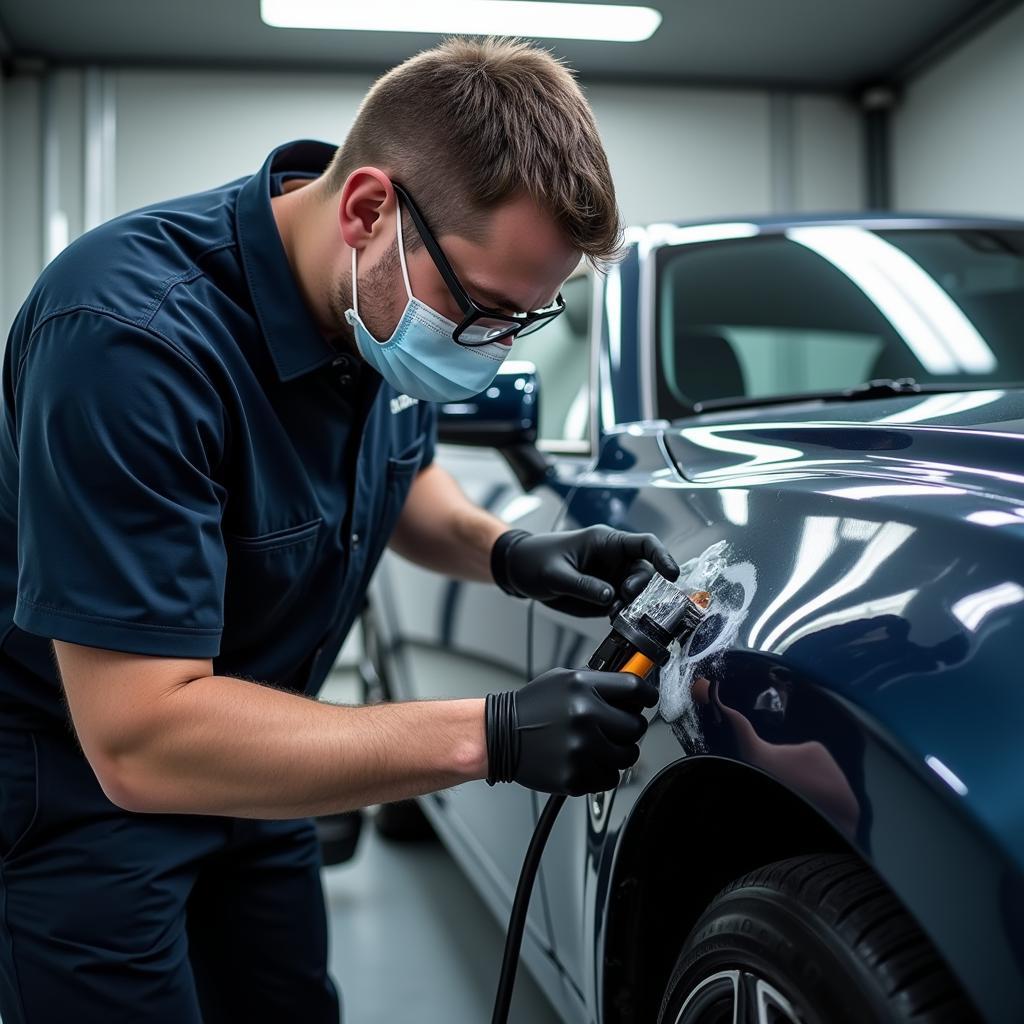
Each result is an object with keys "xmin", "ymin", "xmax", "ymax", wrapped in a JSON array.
[
  {"xmin": 528, "ymin": 426, "xmax": 713, "ymax": 1000},
  {"xmin": 372, "ymin": 445, "xmax": 591, "ymax": 933},
  {"xmin": 368, "ymin": 270, "xmax": 598, "ymax": 1020}
]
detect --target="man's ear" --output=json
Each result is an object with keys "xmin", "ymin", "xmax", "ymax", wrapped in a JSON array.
[{"xmin": 338, "ymin": 168, "xmax": 396, "ymax": 250}]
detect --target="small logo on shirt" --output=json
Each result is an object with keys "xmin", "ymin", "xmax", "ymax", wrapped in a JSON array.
[{"xmin": 390, "ymin": 394, "xmax": 419, "ymax": 415}]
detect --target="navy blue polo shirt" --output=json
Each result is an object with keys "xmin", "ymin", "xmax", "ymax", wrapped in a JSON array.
[{"xmin": 0, "ymin": 139, "xmax": 436, "ymax": 731}]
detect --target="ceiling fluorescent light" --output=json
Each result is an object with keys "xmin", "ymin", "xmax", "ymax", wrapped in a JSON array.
[{"xmin": 261, "ymin": 0, "xmax": 663, "ymax": 43}]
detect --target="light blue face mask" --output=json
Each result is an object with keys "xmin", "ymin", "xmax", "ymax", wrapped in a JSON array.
[{"xmin": 344, "ymin": 198, "xmax": 512, "ymax": 403}]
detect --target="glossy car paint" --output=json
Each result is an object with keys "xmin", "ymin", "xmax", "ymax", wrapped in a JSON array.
[{"xmin": 370, "ymin": 216, "xmax": 1024, "ymax": 1023}]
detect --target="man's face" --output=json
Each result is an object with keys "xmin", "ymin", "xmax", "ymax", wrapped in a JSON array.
[{"xmin": 331, "ymin": 190, "xmax": 580, "ymax": 348}]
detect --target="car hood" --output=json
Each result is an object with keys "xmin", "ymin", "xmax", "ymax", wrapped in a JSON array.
[{"xmin": 666, "ymin": 387, "xmax": 1024, "ymax": 507}]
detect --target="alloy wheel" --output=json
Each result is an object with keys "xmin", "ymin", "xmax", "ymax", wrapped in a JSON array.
[{"xmin": 674, "ymin": 968, "xmax": 802, "ymax": 1024}]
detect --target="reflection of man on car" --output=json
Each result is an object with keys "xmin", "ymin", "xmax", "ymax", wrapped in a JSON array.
[{"xmin": 692, "ymin": 673, "xmax": 861, "ymax": 840}]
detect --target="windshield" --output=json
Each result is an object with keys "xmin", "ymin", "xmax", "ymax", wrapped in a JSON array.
[{"xmin": 655, "ymin": 227, "xmax": 1024, "ymax": 417}]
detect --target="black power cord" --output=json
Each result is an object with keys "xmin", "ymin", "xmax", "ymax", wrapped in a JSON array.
[
  {"xmin": 489, "ymin": 584, "xmax": 710, "ymax": 1023},
  {"xmin": 490, "ymin": 792, "xmax": 567, "ymax": 1024}
]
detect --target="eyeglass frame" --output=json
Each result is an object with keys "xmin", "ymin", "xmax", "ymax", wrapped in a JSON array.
[{"xmin": 390, "ymin": 180, "xmax": 567, "ymax": 347}]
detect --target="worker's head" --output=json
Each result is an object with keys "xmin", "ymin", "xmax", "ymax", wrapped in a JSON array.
[{"xmin": 305, "ymin": 37, "xmax": 621, "ymax": 400}]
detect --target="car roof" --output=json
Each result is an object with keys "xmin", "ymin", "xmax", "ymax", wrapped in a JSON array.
[{"xmin": 638, "ymin": 211, "xmax": 1024, "ymax": 233}]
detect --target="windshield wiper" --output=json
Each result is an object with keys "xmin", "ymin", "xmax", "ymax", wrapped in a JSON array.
[{"xmin": 689, "ymin": 378, "xmax": 1009, "ymax": 414}]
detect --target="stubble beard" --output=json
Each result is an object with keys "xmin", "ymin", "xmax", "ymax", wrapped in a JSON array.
[{"xmin": 329, "ymin": 239, "xmax": 402, "ymax": 358}]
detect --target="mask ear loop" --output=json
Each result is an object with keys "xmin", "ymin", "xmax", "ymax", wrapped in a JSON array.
[
  {"xmin": 394, "ymin": 193, "xmax": 414, "ymax": 301},
  {"xmin": 351, "ymin": 193, "xmax": 414, "ymax": 316},
  {"xmin": 350, "ymin": 245, "xmax": 359, "ymax": 317}
]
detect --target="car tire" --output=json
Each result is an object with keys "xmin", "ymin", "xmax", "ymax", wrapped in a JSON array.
[
  {"xmin": 657, "ymin": 852, "xmax": 978, "ymax": 1024},
  {"xmin": 373, "ymin": 798, "xmax": 438, "ymax": 842}
]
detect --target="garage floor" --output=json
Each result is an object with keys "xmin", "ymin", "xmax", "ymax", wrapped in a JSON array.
[
  {"xmin": 324, "ymin": 825, "xmax": 561, "ymax": 1023},
  {"xmin": 320, "ymin": 670, "xmax": 562, "ymax": 1024},
  {"xmin": 0, "ymin": 821, "xmax": 561, "ymax": 1024}
]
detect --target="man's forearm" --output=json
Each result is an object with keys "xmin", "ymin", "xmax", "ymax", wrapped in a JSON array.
[
  {"xmin": 103, "ymin": 673, "xmax": 487, "ymax": 818},
  {"xmin": 389, "ymin": 462, "xmax": 508, "ymax": 581}
]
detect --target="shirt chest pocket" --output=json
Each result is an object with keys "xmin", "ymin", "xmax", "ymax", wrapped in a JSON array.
[
  {"xmin": 361, "ymin": 436, "xmax": 425, "ymax": 571},
  {"xmin": 222, "ymin": 517, "xmax": 323, "ymax": 649}
]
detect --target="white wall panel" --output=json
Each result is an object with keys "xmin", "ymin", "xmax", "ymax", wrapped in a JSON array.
[
  {"xmin": 0, "ymin": 73, "xmax": 5, "ymax": 338},
  {"xmin": 113, "ymin": 69, "xmax": 376, "ymax": 215},
  {"xmin": 585, "ymin": 83, "xmax": 774, "ymax": 222},
  {"xmin": 3, "ymin": 66, "xmax": 866, "ymax": 339},
  {"xmin": 0, "ymin": 73, "xmax": 4, "ymax": 338},
  {"xmin": 2, "ymin": 75, "xmax": 43, "ymax": 338},
  {"xmin": 111, "ymin": 70, "xmax": 863, "ymax": 228},
  {"xmin": 893, "ymin": 3, "xmax": 1024, "ymax": 218}
]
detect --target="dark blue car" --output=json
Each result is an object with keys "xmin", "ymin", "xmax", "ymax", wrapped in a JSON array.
[{"xmin": 365, "ymin": 214, "xmax": 1024, "ymax": 1023}]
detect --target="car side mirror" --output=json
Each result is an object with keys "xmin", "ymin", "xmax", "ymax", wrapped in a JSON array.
[{"xmin": 437, "ymin": 361, "xmax": 551, "ymax": 492}]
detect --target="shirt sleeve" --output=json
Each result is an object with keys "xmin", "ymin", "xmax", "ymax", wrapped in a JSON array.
[
  {"xmin": 12, "ymin": 310, "xmax": 228, "ymax": 657},
  {"xmin": 418, "ymin": 399, "xmax": 437, "ymax": 470}
]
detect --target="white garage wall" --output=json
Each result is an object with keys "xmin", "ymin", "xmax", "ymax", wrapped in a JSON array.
[
  {"xmin": 579, "ymin": 82, "xmax": 776, "ymax": 222},
  {"xmin": 2, "ymin": 73, "xmax": 43, "ymax": 342},
  {"xmin": 118, "ymin": 71, "xmax": 778, "ymax": 224},
  {"xmin": 0, "ymin": 72, "xmax": 5, "ymax": 339},
  {"xmin": 2, "ymin": 66, "xmax": 865, "ymax": 339},
  {"xmin": 113, "ymin": 69, "xmax": 372, "ymax": 217},
  {"xmin": 0, "ymin": 72, "xmax": 4, "ymax": 337},
  {"xmin": 113, "ymin": 69, "xmax": 863, "ymax": 224},
  {"xmin": 893, "ymin": 3, "xmax": 1024, "ymax": 217}
]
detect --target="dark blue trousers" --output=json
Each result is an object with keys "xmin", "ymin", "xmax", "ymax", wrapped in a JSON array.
[{"xmin": 0, "ymin": 728, "xmax": 341, "ymax": 1023}]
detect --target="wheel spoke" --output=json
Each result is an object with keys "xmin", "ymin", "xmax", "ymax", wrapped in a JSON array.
[
  {"xmin": 675, "ymin": 968, "xmax": 804, "ymax": 1024},
  {"xmin": 734, "ymin": 970, "xmax": 759, "ymax": 1024},
  {"xmin": 674, "ymin": 970, "xmax": 737, "ymax": 1024},
  {"xmin": 756, "ymin": 977, "xmax": 802, "ymax": 1024}
]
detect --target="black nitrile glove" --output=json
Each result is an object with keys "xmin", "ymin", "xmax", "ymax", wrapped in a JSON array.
[
  {"xmin": 491, "ymin": 525, "xmax": 680, "ymax": 617},
  {"xmin": 485, "ymin": 667, "xmax": 659, "ymax": 796}
]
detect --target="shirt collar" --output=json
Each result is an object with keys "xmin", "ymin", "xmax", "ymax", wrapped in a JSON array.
[{"xmin": 236, "ymin": 139, "xmax": 341, "ymax": 383}]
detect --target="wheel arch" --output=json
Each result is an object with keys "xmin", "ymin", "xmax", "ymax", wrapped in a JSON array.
[
  {"xmin": 595, "ymin": 627, "xmax": 1024, "ymax": 1024},
  {"xmin": 599, "ymin": 755, "xmax": 962, "ymax": 1024}
]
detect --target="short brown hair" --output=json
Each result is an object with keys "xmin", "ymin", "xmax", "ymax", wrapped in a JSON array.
[{"xmin": 321, "ymin": 36, "xmax": 622, "ymax": 267}]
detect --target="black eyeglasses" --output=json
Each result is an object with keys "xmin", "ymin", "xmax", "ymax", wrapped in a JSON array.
[{"xmin": 391, "ymin": 180, "xmax": 566, "ymax": 347}]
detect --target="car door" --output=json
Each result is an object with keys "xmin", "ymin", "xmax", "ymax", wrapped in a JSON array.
[
  {"xmin": 528, "ymin": 417, "xmax": 714, "ymax": 1008},
  {"xmin": 371, "ymin": 268, "xmax": 597, "ymax": 932}
]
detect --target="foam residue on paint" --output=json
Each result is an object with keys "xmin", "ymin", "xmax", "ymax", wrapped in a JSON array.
[
  {"xmin": 655, "ymin": 540, "xmax": 758, "ymax": 751},
  {"xmin": 682, "ymin": 541, "xmax": 731, "ymax": 595}
]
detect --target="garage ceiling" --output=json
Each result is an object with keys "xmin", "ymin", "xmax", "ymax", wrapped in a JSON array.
[{"xmin": 0, "ymin": 0, "xmax": 1017, "ymax": 91}]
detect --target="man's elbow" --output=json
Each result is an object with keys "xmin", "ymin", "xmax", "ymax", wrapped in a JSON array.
[
  {"xmin": 76, "ymin": 704, "xmax": 181, "ymax": 813},
  {"xmin": 54, "ymin": 641, "xmax": 212, "ymax": 813},
  {"xmin": 94, "ymin": 765, "xmax": 143, "ymax": 813},
  {"xmin": 86, "ymin": 741, "xmax": 163, "ymax": 813}
]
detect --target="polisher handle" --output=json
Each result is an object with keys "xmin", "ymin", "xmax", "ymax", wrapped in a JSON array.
[{"xmin": 620, "ymin": 651, "xmax": 655, "ymax": 677}]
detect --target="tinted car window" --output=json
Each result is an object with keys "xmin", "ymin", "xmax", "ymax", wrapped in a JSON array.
[
  {"xmin": 513, "ymin": 272, "xmax": 591, "ymax": 445},
  {"xmin": 655, "ymin": 228, "xmax": 1024, "ymax": 417}
]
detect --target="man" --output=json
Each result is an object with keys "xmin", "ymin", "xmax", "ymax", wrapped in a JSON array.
[{"xmin": 0, "ymin": 37, "xmax": 678, "ymax": 1022}]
